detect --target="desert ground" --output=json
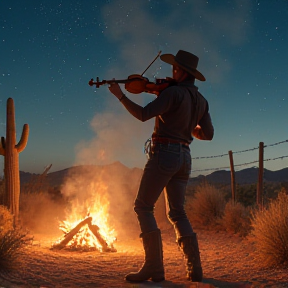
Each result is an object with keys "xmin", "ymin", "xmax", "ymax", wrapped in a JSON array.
[
  {"xmin": 1, "ymin": 164, "xmax": 287, "ymax": 287},
  {"xmin": 1, "ymin": 226, "xmax": 288, "ymax": 288}
]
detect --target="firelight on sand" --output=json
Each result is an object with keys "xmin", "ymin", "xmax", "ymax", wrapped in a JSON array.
[{"xmin": 52, "ymin": 186, "xmax": 117, "ymax": 252}]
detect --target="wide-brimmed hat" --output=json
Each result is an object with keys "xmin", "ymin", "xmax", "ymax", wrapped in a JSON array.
[{"xmin": 160, "ymin": 50, "xmax": 205, "ymax": 81}]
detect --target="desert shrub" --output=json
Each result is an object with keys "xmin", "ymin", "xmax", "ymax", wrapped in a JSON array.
[
  {"xmin": 186, "ymin": 182, "xmax": 226, "ymax": 228},
  {"xmin": 0, "ymin": 228, "xmax": 32, "ymax": 271},
  {"xmin": 221, "ymin": 200, "xmax": 252, "ymax": 236},
  {"xmin": 280, "ymin": 182, "xmax": 288, "ymax": 193},
  {"xmin": 0, "ymin": 207, "xmax": 32, "ymax": 271},
  {"xmin": 251, "ymin": 192, "xmax": 288, "ymax": 267},
  {"xmin": 0, "ymin": 205, "xmax": 14, "ymax": 234},
  {"xmin": 236, "ymin": 184, "xmax": 257, "ymax": 207}
]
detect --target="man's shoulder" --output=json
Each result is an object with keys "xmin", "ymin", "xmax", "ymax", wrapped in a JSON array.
[
  {"xmin": 159, "ymin": 85, "xmax": 180, "ymax": 97},
  {"xmin": 162, "ymin": 84, "xmax": 189, "ymax": 94},
  {"xmin": 161, "ymin": 83, "xmax": 206, "ymax": 100}
]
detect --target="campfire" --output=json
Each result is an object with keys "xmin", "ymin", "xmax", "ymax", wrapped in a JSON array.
[
  {"xmin": 52, "ymin": 215, "xmax": 116, "ymax": 252},
  {"xmin": 52, "ymin": 191, "xmax": 117, "ymax": 252}
]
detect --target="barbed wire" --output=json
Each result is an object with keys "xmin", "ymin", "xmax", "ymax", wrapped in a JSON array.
[
  {"xmin": 192, "ymin": 138, "xmax": 288, "ymax": 160},
  {"xmin": 192, "ymin": 139, "xmax": 288, "ymax": 173},
  {"xmin": 193, "ymin": 155, "xmax": 288, "ymax": 173},
  {"xmin": 264, "ymin": 139, "xmax": 288, "ymax": 148},
  {"xmin": 264, "ymin": 155, "xmax": 288, "ymax": 162}
]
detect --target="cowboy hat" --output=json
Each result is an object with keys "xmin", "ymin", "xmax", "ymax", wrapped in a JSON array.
[{"xmin": 160, "ymin": 50, "xmax": 206, "ymax": 81}]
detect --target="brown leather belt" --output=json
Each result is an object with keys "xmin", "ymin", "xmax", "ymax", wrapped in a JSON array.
[{"xmin": 152, "ymin": 137, "xmax": 190, "ymax": 147}]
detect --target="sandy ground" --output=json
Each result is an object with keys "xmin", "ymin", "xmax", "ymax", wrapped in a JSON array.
[{"xmin": 0, "ymin": 228, "xmax": 288, "ymax": 288}]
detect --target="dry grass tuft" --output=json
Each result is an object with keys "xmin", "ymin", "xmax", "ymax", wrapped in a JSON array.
[
  {"xmin": 221, "ymin": 200, "xmax": 251, "ymax": 236},
  {"xmin": 187, "ymin": 182, "xmax": 225, "ymax": 228},
  {"xmin": 0, "ymin": 207, "xmax": 33, "ymax": 271},
  {"xmin": 0, "ymin": 205, "xmax": 14, "ymax": 234},
  {"xmin": 251, "ymin": 192, "xmax": 288, "ymax": 267},
  {"xmin": 0, "ymin": 229, "xmax": 32, "ymax": 271}
]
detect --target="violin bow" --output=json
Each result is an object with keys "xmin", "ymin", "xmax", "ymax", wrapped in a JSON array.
[
  {"xmin": 89, "ymin": 51, "xmax": 162, "ymax": 88},
  {"xmin": 141, "ymin": 50, "xmax": 162, "ymax": 76}
]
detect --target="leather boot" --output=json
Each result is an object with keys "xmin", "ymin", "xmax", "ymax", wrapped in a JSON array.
[
  {"xmin": 125, "ymin": 229, "xmax": 165, "ymax": 282},
  {"xmin": 178, "ymin": 233, "xmax": 203, "ymax": 282}
]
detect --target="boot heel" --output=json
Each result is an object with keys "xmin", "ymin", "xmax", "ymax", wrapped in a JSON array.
[{"xmin": 151, "ymin": 276, "xmax": 165, "ymax": 282}]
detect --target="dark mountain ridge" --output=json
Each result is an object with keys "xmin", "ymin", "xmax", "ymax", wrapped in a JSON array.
[
  {"xmin": 189, "ymin": 167, "xmax": 288, "ymax": 185},
  {"xmin": 19, "ymin": 163, "xmax": 288, "ymax": 187},
  {"xmin": 20, "ymin": 162, "xmax": 143, "ymax": 187}
]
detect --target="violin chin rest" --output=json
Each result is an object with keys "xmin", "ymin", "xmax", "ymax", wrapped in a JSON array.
[{"xmin": 146, "ymin": 82, "xmax": 170, "ymax": 91}]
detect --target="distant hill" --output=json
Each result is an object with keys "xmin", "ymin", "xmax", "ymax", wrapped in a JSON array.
[
  {"xmin": 189, "ymin": 167, "xmax": 288, "ymax": 185},
  {"xmin": 20, "ymin": 161, "xmax": 143, "ymax": 188},
  {"xmin": 20, "ymin": 164, "xmax": 288, "ymax": 187}
]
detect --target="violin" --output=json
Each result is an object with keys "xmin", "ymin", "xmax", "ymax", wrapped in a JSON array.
[
  {"xmin": 88, "ymin": 50, "xmax": 176, "ymax": 96},
  {"xmin": 88, "ymin": 74, "xmax": 176, "ymax": 96}
]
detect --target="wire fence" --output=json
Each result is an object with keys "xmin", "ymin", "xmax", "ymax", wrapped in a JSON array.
[{"xmin": 192, "ymin": 139, "xmax": 288, "ymax": 173}]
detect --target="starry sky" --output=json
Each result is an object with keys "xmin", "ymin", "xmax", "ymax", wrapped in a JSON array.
[{"xmin": 0, "ymin": 0, "xmax": 287, "ymax": 176}]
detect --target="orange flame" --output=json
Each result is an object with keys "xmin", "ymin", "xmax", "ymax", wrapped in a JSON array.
[{"xmin": 53, "ymin": 181, "xmax": 117, "ymax": 251}]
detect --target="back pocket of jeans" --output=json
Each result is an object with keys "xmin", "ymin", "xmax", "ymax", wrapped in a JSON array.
[{"xmin": 158, "ymin": 150, "xmax": 180, "ymax": 173}]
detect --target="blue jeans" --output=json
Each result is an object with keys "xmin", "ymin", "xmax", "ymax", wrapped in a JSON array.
[{"xmin": 134, "ymin": 142, "xmax": 194, "ymax": 239}]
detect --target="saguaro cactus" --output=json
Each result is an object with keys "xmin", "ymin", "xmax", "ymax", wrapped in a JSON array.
[{"xmin": 0, "ymin": 98, "xmax": 29, "ymax": 225}]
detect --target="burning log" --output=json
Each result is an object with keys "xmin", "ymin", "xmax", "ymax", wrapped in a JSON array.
[
  {"xmin": 88, "ymin": 222, "xmax": 116, "ymax": 252},
  {"xmin": 52, "ymin": 217, "xmax": 92, "ymax": 250},
  {"xmin": 52, "ymin": 216, "xmax": 116, "ymax": 252}
]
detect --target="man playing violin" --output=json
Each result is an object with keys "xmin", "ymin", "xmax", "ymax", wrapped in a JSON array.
[{"xmin": 108, "ymin": 50, "xmax": 214, "ymax": 283}]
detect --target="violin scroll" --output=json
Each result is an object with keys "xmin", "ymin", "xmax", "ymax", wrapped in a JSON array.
[
  {"xmin": 88, "ymin": 78, "xmax": 94, "ymax": 86},
  {"xmin": 89, "ymin": 77, "xmax": 108, "ymax": 88}
]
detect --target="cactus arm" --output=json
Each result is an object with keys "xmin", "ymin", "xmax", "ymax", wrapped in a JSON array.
[
  {"xmin": 0, "ymin": 137, "xmax": 5, "ymax": 156},
  {"xmin": 16, "ymin": 124, "xmax": 29, "ymax": 153}
]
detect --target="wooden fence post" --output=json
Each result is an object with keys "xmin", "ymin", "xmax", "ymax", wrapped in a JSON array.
[
  {"xmin": 229, "ymin": 150, "xmax": 236, "ymax": 204},
  {"xmin": 257, "ymin": 142, "xmax": 264, "ymax": 209}
]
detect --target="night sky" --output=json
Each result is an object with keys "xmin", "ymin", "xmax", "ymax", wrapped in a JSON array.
[{"xmin": 0, "ymin": 0, "xmax": 287, "ymax": 176}]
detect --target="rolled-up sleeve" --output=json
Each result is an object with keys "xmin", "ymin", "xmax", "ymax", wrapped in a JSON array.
[{"xmin": 198, "ymin": 111, "xmax": 214, "ymax": 140}]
